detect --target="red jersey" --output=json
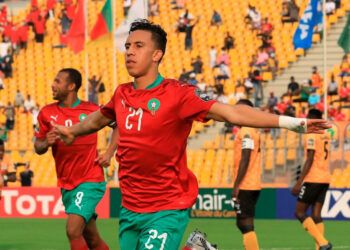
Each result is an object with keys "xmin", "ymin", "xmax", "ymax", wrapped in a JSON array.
[
  {"xmin": 35, "ymin": 100, "xmax": 105, "ymax": 190},
  {"xmin": 101, "ymin": 77, "xmax": 216, "ymax": 213}
]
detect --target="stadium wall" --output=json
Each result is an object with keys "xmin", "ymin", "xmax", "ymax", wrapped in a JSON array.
[{"xmin": 1, "ymin": 188, "xmax": 349, "ymax": 220}]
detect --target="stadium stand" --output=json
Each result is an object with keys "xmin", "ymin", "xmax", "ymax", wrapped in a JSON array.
[{"xmin": 0, "ymin": 0, "xmax": 349, "ymax": 188}]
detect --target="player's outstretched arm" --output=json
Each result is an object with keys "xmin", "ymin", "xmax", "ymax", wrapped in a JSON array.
[
  {"xmin": 207, "ymin": 102, "xmax": 331, "ymax": 133},
  {"xmin": 53, "ymin": 110, "xmax": 113, "ymax": 145}
]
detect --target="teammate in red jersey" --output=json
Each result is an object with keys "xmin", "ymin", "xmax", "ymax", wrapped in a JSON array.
[
  {"xmin": 34, "ymin": 68, "xmax": 116, "ymax": 250},
  {"xmin": 53, "ymin": 20, "xmax": 330, "ymax": 249}
]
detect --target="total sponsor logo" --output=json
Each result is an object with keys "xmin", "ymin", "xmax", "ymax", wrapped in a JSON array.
[{"xmin": 0, "ymin": 189, "xmax": 65, "ymax": 218}]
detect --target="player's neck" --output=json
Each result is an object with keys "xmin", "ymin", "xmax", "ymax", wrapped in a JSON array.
[
  {"xmin": 59, "ymin": 96, "xmax": 80, "ymax": 108},
  {"xmin": 133, "ymin": 70, "xmax": 161, "ymax": 90}
]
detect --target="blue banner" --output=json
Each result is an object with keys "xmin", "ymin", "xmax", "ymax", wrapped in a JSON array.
[
  {"xmin": 293, "ymin": 0, "xmax": 323, "ymax": 49},
  {"xmin": 276, "ymin": 189, "xmax": 350, "ymax": 220}
]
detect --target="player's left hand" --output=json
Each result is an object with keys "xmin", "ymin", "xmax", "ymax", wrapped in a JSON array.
[
  {"xmin": 291, "ymin": 183, "xmax": 302, "ymax": 196},
  {"xmin": 306, "ymin": 119, "xmax": 332, "ymax": 134},
  {"xmin": 95, "ymin": 152, "xmax": 114, "ymax": 168}
]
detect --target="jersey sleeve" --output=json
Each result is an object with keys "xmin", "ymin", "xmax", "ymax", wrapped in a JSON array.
[
  {"xmin": 306, "ymin": 134, "xmax": 316, "ymax": 150},
  {"xmin": 34, "ymin": 110, "xmax": 50, "ymax": 139},
  {"xmin": 177, "ymin": 84, "xmax": 216, "ymax": 122},
  {"xmin": 100, "ymin": 89, "xmax": 117, "ymax": 121}
]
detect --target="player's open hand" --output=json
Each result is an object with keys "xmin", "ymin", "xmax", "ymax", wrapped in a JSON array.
[
  {"xmin": 95, "ymin": 152, "xmax": 114, "ymax": 168},
  {"xmin": 51, "ymin": 122, "xmax": 75, "ymax": 145},
  {"xmin": 306, "ymin": 119, "xmax": 331, "ymax": 134}
]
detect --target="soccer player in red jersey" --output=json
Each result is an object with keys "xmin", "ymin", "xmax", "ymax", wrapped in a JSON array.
[
  {"xmin": 53, "ymin": 20, "xmax": 330, "ymax": 249},
  {"xmin": 34, "ymin": 68, "xmax": 116, "ymax": 250}
]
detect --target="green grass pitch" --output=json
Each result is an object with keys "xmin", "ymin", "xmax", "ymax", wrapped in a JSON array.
[{"xmin": 0, "ymin": 218, "xmax": 349, "ymax": 250}]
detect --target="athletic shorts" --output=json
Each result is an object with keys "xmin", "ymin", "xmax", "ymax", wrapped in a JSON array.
[
  {"xmin": 61, "ymin": 182, "xmax": 106, "ymax": 223},
  {"xmin": 236, "ymin": 190, "xmax": 261, "ymax": 219},
  {"xmin": 119, "ymin": 207, "xmax": 189, "ymax": 250},
  {"xmin": 297, "ymin": 182, "xmax": 329, "ymax": 205}
]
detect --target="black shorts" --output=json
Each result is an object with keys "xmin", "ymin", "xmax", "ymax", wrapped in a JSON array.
[
  {"xmin": 297, "ymin": 182, "xmax": 329, "ymax": 204},
  {"xmin": 236, "ymin": 190, "xmax": 260, "ymax": 219}
]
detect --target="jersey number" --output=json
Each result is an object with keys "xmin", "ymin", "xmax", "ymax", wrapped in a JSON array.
[
  {"xmin": 144, "ymin": 229, "xmax": 167, "ymax": 250},
  {"xmin": 324, "ymin": 141, "xmax": 329, "ymax": 160},
  {"xmin": 125, "ymin": 107, "xmax": 143, "ymax": 131}
]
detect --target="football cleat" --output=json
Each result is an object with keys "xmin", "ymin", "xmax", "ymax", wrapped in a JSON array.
[
  {"xmin": 319, "ymin": 243, "xmax": 332, "ymax": 250},
  {"xmin": 183, "ymin": 229, "xmax": 218, "ymax": 250}
]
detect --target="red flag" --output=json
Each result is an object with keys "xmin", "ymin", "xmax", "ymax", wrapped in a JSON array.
[
  {"xmin": 66, "ymin": 0, "xmax": 85, "ymax": 54},
  {"xmin": 31, "ymin": 0, "xmax": 38, "ymax": 7},
  {"xmin": 90, "ymin": 0, "xmax": 112, "ymax": 40}
]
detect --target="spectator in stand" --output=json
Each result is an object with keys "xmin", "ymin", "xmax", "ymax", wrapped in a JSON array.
[
  {"xmin": 4, "ymin": 101, "xmax": 15, "ymax": 130},
  {"xmin": 245, "ymin": 5, "xmax": 261, "ymax": 30},
  {"xmin": 14, "ymin": 90, "xmax": 25, "ymax": 109},
  {"xmin": 299, "ymin": 107, "xmax": 307, "ymax": 118},
  {"xmin": 149, "ymin": 0, "xmax": 159, "ymax": 17},
  {"xmin": 59, "ymin": 9, "xmax": 72, "ymax": 35},
  {"xmin": 308, "ymin": 89, "xmax": 320, "ymax": 107},
  {"xmin": 18, "ymin": 22, "xmax": 29, "ymax": 49},
  {"xmin": 179, "ymin": 68, "xmax": 190, "ymax": 82},
  {"xmin": 325, "ymin": 0, "xmax": 336, "ymax": 15},
  {"xmin": 191, "ymin": 56, "xmax": 203, "ymax": 74},
  {"xmin": 34, "ymin": 14, "xmax": 46, "ymax": 43},
  {"xmin": 210, "ymin": 10, "xmax": 222, "ymax": 27},
  {"xmin": 19, "ymin": 163, "xmax": 34, "ymax": 187},
  {"xmin": 281, "ymin": 0, "xmax": 299, "ymax": 23},
  {"xmin": 1, "ymin": 48, "xmax": 13, "ymax": 78},
  {"xmin": 328, "ymin": 74, "xmax": 338, "ymax": 96},
  {"xmin": 184, "ymin": 17, "xmax": 199, "ymax": 50},
  {"xmin": 243, "ymin": 75, "xmax": 254, "ymax": 97},
  {"xmin": 287, "ymin": 76, "xmax": 300, "ymax": 96},
  {"xmin": 311, "ymin": 66, "xmax": 322, "ymax": 88},
  {"xmin": 256, "ymin": 48, "xmax": 269, "ymax": 67},
  {"xmin": 32, "ymin": 103, "xmax": 40, "ymax": 130},
  {"xmin": 171, "ymin": 0, "xmax": 185, "ymax": 10},
  {"xmin": 216, "ymin": 48, "xmax": 230, "ymax": 65},
  {"xmin": 24, "ymin": 94, "xmax": 35, "ymax": 113},
  {"xmin": 196, "ymin": 77, "xmax": 207, "ymax": 92},
  {"xmin": 216, "ymin": 62, "xmax": 231, "ymax": 82},
  {"xmin": 252, "ymin": 70, "xmax": 263, "ymax": 107},
  {"xmin": 333, "ymin": 81, "xmax": 350, "ymax": 103},
  {"xmin": 26, "ymin": 5, "xmax": 40, "ymax": 28},
  {"xmin": 88, "ymin": 75, "xmax": 102, "ymax": 104},
  {"xmin": 47, "ymin": 0, "xmax": 57, "ymax": 19},
  {"xmin": 339, "ymin": 54, "xmax": 350, "ymax": 79},
  {"xmin": 294, "ymin": 80, "xmax": 313, "ymax": 103},
  {"xmin": 187, "ymin": 72, "xmax": 198, "ymax": 85},
  {"xmin": 259, "ymin": 18, "xmax": 273, "ymax": 39},
  {"xmin": 209, "ymin": 46, "xmax": 217, "ymax": 68},
  {"xmin": 267, "ymin": 92, "xmax": 278, "ymax": 109},
  {"xmin": 223, "ymin": 32, "xmax": 235, "ymax": 51},
  {"xmin": 124, "ymin": 0, "xmax": 132, "ymax": 17},
  {"xmin": 0, "ymin": 37, "xmax": 11, "ymax": 59},
  {"xmin": 333, "ymin": 106, "xmax": 346, "ymax": 121}
]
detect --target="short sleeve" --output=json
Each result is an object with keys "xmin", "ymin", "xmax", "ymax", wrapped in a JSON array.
[
  {"xmin": 100, "ymin": 89, "xmax": 117, "ymax": 121},
  {"xmin": 177, "ymin": 84, "xmax": 216, "ymax": 122},
  {"xmin": 34, "ymin": 110, "xmax": 50, "ymax": 139},
  {"xmin": 306, "ymin": 134, "xmax": 316, "ymax": 150}
]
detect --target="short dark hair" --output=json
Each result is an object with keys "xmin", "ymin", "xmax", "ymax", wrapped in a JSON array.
[
  {"xmin": 129, "ymin": 19, "xmax": 167, "ymax": 60},
  {"xmin": 307, "ymin": 109, "xmax": 322, "ymax": 119},
  {"xmin": 236, "ymin": 99, "xmax": 254, "ymax": 107},
  {"xmin": 59, "ymin": 68, "xmax": 82, "ymax": 91}
]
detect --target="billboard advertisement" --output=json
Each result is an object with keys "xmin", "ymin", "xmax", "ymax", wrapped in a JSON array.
[{"xmin": 0, "ymin": 187, "xmax": 110, "ymax": 218}]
